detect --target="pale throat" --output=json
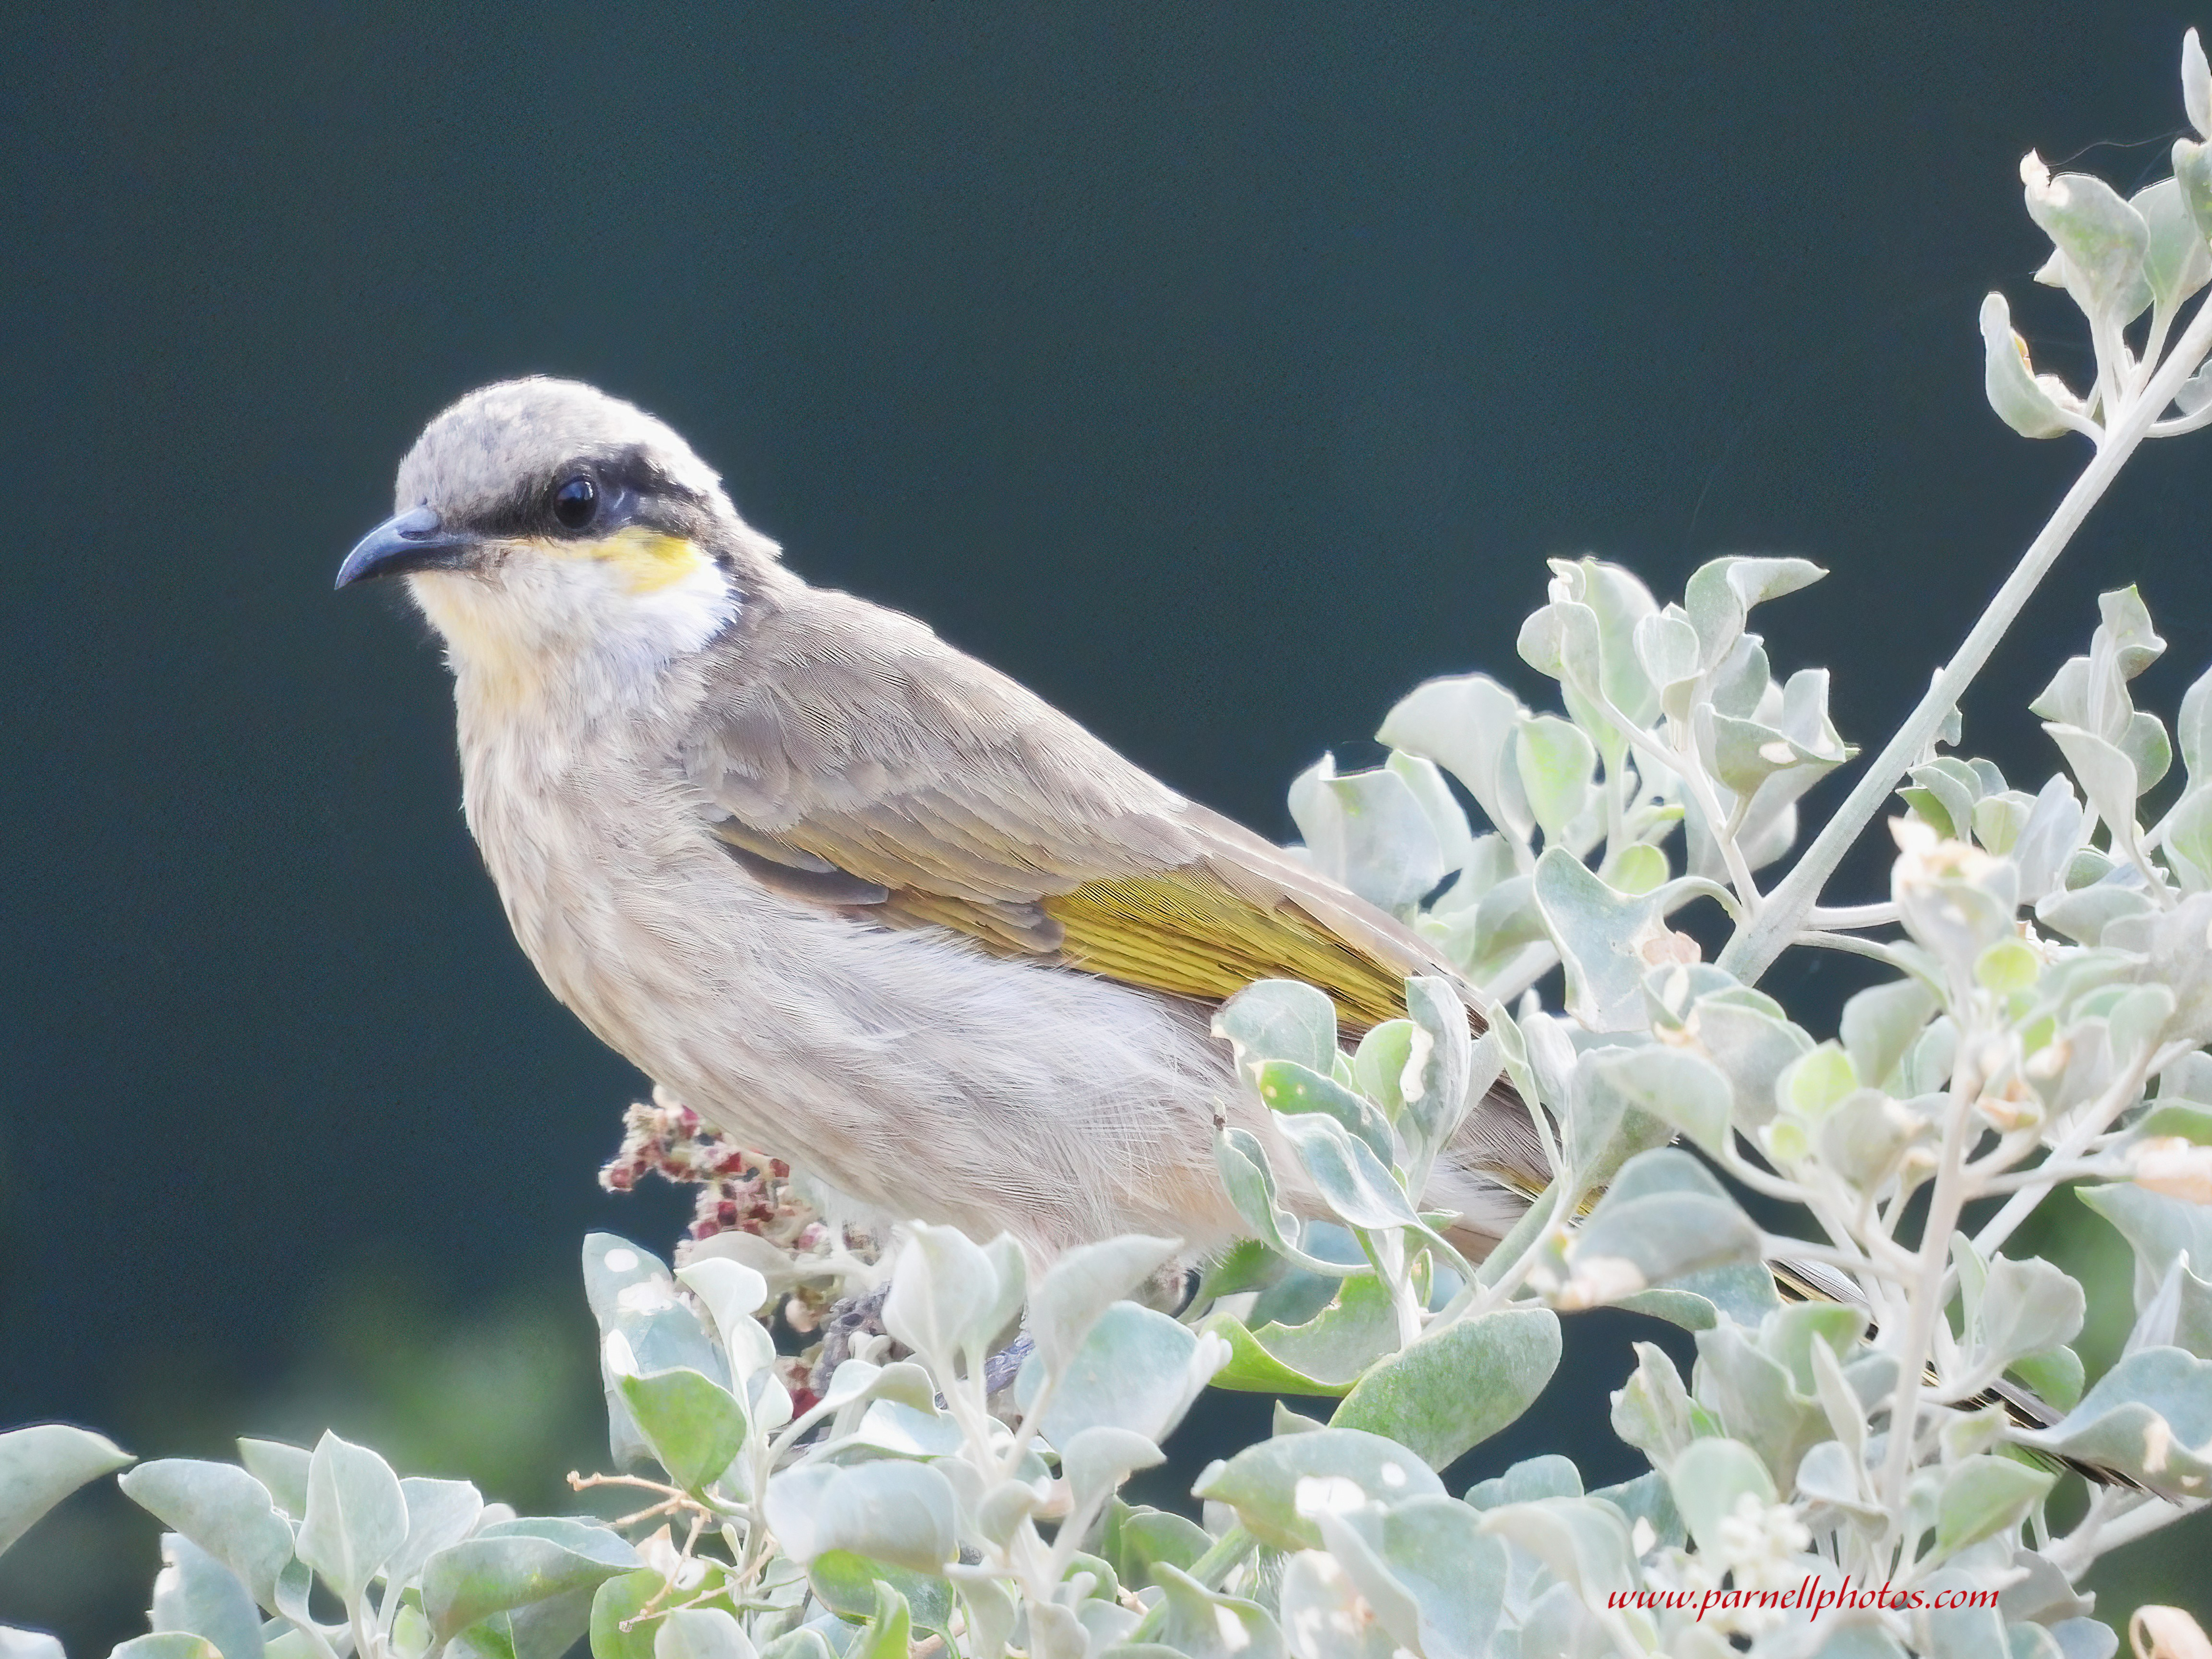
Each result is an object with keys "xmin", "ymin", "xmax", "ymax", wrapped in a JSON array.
[{"xmin": 410, "ymin": 529, "xmax": 739, "ymax": 715}]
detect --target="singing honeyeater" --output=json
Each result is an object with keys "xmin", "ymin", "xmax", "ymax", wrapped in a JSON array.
[{"xmin": 337, "ymin": 377, "xmax": 1547, "ymax": 1262}]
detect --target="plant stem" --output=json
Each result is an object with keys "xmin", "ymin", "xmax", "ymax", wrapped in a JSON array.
[{"xmin": 1719, "ymin": 289, "xmax": 2212, "ymax": 986}]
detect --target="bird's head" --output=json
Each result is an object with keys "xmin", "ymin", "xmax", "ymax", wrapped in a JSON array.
[{"xmin": 337, "ymin": 378, "xmax": 781, "ymax": 694}]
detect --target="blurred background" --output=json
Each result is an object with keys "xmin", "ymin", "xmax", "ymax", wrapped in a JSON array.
[{"xmin": 4, "ymin": 0, "xmax": 2211, "ymax": 1642}]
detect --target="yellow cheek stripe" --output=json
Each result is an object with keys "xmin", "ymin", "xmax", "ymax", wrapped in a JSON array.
[{"xmin": 522, "ymin": 527, "xmax": 711, "ymax": 594}]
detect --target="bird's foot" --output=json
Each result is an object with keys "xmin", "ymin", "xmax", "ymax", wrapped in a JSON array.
[{"xmin": 809, "ymin": 1281, "xmax": 890, "ymax": 1393}]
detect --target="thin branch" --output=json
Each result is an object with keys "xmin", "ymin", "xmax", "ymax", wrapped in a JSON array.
[{"xmin": 1718, "ymin": 285, "xmax": 2212, "ymax": 987}]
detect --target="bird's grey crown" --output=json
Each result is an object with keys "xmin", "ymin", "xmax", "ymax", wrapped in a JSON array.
[{"xmin": 394, "ymin": 377, "xmax": 733, "ymax": 529}]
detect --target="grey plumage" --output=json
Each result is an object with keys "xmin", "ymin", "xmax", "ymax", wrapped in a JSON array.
[{"xmin": 341, "ymin": 377, "xmax": 1545, "ymax": 1263}]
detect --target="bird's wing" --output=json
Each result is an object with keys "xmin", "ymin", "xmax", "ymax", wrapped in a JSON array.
[{"xmin": 681, "ymin": 586, "xmax": 1454, "ymax": 1035}]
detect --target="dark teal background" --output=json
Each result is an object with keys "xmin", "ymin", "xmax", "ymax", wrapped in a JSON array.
[{"xmin": 5, "ymin": 1, "xmax": 2212, "ymax": 1642}]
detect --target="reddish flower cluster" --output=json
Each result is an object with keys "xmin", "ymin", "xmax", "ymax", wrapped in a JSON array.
[{"xmin": 596, "ymin": 1088, "xmax": 814, "ymax": 1246}]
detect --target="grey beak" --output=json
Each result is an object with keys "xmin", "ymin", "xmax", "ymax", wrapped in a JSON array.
[{"xmin": 335, "ymin": 506, "xmax": 480, "ymax": 589}]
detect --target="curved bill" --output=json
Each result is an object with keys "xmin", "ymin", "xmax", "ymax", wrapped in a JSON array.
[{"xmin": 335, "ymin": 506, "xmax": 479, "ymax": 589}]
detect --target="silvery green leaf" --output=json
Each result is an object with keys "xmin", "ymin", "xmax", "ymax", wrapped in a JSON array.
[
  {"xmin": 1549, "ymin": 556, "xmax": 1662, "ymax": 733},
  {"xmin": 1530, "ymin": 849, "xmax": 1669, "ymax": 1034},
  {"xmin": 1840, "ymin": 978, "xmax": 1937, "ymax": 1095},
  {"xmin": 118, "ymin": 1461, "xmax": 293, "ymax": 1612},
  {"xmin": 1462, "ymin": 872, "xmax": 1547, "ymax": 967},
  {"xmin": 615, "ymin": 1368, "xmax": 745, "ymax": 1492},
  {"xmin": 1761, "ymin": 1301, "xmax": 1868, "ymax": 1397},
  {"xmin": 2180, "ymin": 665, "xmax": 2212, "ymax": 787},
  {"xmin": 1403, "ymin": 976, "xmax": 1480, "ymax": 1154},
  {"xmin": 752, "ymin": 1634, "xmax": 834, "ymax": 1659},
  {"xmin": 2077, "ymin": 1182, "xmax": 2212, "ymax": 1310},
  {"xmin": 1103, "ymin": 1501, "xmax": 1213, "ymax": 1592},
  {"xmin": 1932, "ymin": 1455, "xmax": 2053, "ymax": 1559},
  {"xmin": 2165, "ymin": 788, "xmax": 2212, "ymax": 892},
  {"xmin": 1322, "ymin": 761, "xmax": 1449, "ymax": 914},
  {"xmin": 1387, "ymin": 751, "xmax": 1475, "ymax": 879},
  {"xmin": 1704, "ymin": 710, "xmax": 1821, "ymax": 800},
  {"xmin": 1559, "ymin": 1047, "xmax": 1673, "ymax": 1198},
  {"xmin": 1796, "ymin": 1439, "xmax": 1884, "ymax": 1532},
  {"xmin": 1330, "ymin": 1307, "xmax": 1561, "ymax": 1469},
  {"xmin": 1692, "ymin": 992, "xmax": 1813, "ymax": 1129},
  {"xmin": 0, "ymin": 1425, "xmax": 131, "ymax": 1558},
  {"xmin": 2189, "ymin": 28, "xmax": 2212, "ymax": 138},
  {"xmin": 382, "ymin": 1478, "xmax": 482, "ymax": 1594},
  {"xmin": 1562, "ymin": 1190, "xmax": 1761, "ymax": 1308},
  {"xmin": 108, "ymin": 1640, "xmax": 218, "ymax": 1659},
  {"xmin": 450, "ymin": 1587, "xmax": 599, "ymax": 1659},
  {"xmin": 1816, "ymin": 1088, "xmax": 1930, "ymax": 1190},
  {"xmin": 296, "ymin": 1432, "xmax": 406, "ymax": 1610},
  {"xmin": 150, "ymin": 1535, "xmax": 264, "ymax": 1659},
  {"xmin": 0, "ymin": 1632, "xmax": 62, "ymax": 1659},
  {"xmin": 1514, "ymin": 715, "xmax": 1596, "ymax": 842},
  {"xmin": 1031, "ymin": 1235, "xmax": 1183, "ymax": 1377},
  {"xmin": 2036, "ymin": 878, "xmax": 2153, "ymax": 946},
  {"xmin": 1318, "ymin": 1498, "xmax": 1506, "ymax": 1659},
  {"xmin": 1979, "ymin": 1256, "xmax": 2086, "ymax": 1370},
  {"xmin": 2047, "ymin": 1621, "xmax": 2118, "ymax": 1659},
  {"xmin": 2100, "ymin": 585, "xmax": 2166, "ymax": 678},
  {"xmin": 1286, "ymin": 755, "xmax": 1345, "ymax": 881},
  {"xmin": 674, "ymin": 1258, "xmax": 777, "ymax": 1383},
  {"xmin": 2023, "ymin": 155, "xmax": 2153, "ymax": 328},
  {"xmin": 847, "ymin": 1398, "xmax": 963, "ymax": 1459},
  {"xmin": 1465, "ymin": 1453, "xmax": 1582, "ymax": 1509},
  {"xmin": 1191, "ymin": 1427, "xmax": 1442, "ymax": 1551},
  {"xmin": 882, "ymin": 1222, "xmax": 1005, "ymax": 1373},
  {"xmin": 1518, "ymin": 1004, "xmax": 1578, "ymax": 1114},
  {"xmin": 1376, "ymin": 674, "xmax": 1534, "ymax": 847},
  {"xmin": 1277, "ymin": 1551, "xmax": 1399, "ymax": 1659},
  {"xmin": 2011, "ymin": 1346, "xmax": 2212, "ymax": 1497},
  {"xmin": 1214, "ymin": 1128, "xmax": 1357, "ymax": 1279},
  {"xmin": 1683, "ymin": 556, "xmax": 1825, "ymax": 670},
  {"xmin": 1061, "ymin": 1427, "xmax": 1164, "ymax": 1524},
  {"xmin": 1139, "ymin": 1566, "xmax": 1284, "ymax": 1659},
  {"xmin": 1664, "ymin": 1437, "xmax": 1775, "ymax": 1551},
  {"xmin": 1214, "ymin": 980, "xmax": 1339, "ymax": 1081},
  {"xmin": 2102, "ymin": 895, "xmax": 2212, "ymax": 1043},
  {"xmin": 1707, "ymin": 633, "xmax": 1772, "ymax": 721},
  {"xmin": 1974, "ymin": 789, "xmax": 2035, "ymax": 855},
  {"xmin": 1610, "ymin": 1341, "xmax": 1695, "ymax": 1464},
  {"xmin": 655, "ymin": 1608, "xmax": 756, "ymax": 1659},
  {"xmin": 2122, "ymin": 709, "xmax": 2174, "ymax": 794},
  {"xmin": 232, "ymin": 1443, "xmax": 308, "ymax": 1523},
  {"xmin": 1474, "ymin": 1496, "xmax": 1637, "ymax": 1598},
  {"xmin": 2136, "ymin": 177, "xmax": 2212, "ymax": 315},
  {"xmin": 1633, "ymin": 608, "xmax": 1703, "ymax": 721},
  {"xmin": 769, "ymin": 1467, "xmax": 951, "ymax": 1586},
  {"xmin": 2013, "ymin": 775, "xmax": 2087, "ymax": 902},
  {"xmin": 1018, "ymin": 1302, "xmax": 1225, "ymax": 1447},
  {"xmin": 420, "ymin": 1523, "xmax": 639, "ymax": 1642},
  {"xmin": 1583, "ymin": 1045, "xmax": 1733, "ymax": 1157},
  {"xmin": 1206, "ymin": 1266, "xmax": 1398, "ymax": 1394},
  {"xmin": 2030, "ymin": 655, "xmax": 2093, "ymax": 728},
  {"xmin": 1254, "ymin": 1061, "xmax": 1395, "ymax": 1168},
  {"xmin": 2178, "ymin": 136, "xmax": 2212, "ymax": 247},
  {"xmin": 2133, "ymin": 1252, "xmax": 2212, "ymax": 1359},
  {"xmin": 1694, "ymin": 1323, "xmax": 1828, "ymax": 1488},
  {"xmin": 1981, "ymin": 292, "xmax": 2083, "ymax": 438},
  {"xmin": 1913, "ymin": 1568, "xmax": 2014, "ymax": 1659},
  {"xmin": 1901, "ymin": 757, "xmax": 1984, "ymax": 842},
  {"xmin": 583, "ymin": 1235, "xmax": 723, "ymax": 1472},
  {"xmin": 1275, "ymin": 1111, "xmax": 1423, "ymax": 1232},
  {"xmin": 1997, "ymin": 1547, "xmax": 2094, "ymax": 1627}
]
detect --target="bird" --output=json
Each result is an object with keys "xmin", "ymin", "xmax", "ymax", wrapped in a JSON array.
[{"xmin": 336, "ymin": 376, "xmax": 1547, "ymax": 1267}]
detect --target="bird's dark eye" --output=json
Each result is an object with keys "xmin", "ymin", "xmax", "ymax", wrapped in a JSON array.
[{"xmin": 552, "ymin": 474, "xmax": 599, "ymax": 531}]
